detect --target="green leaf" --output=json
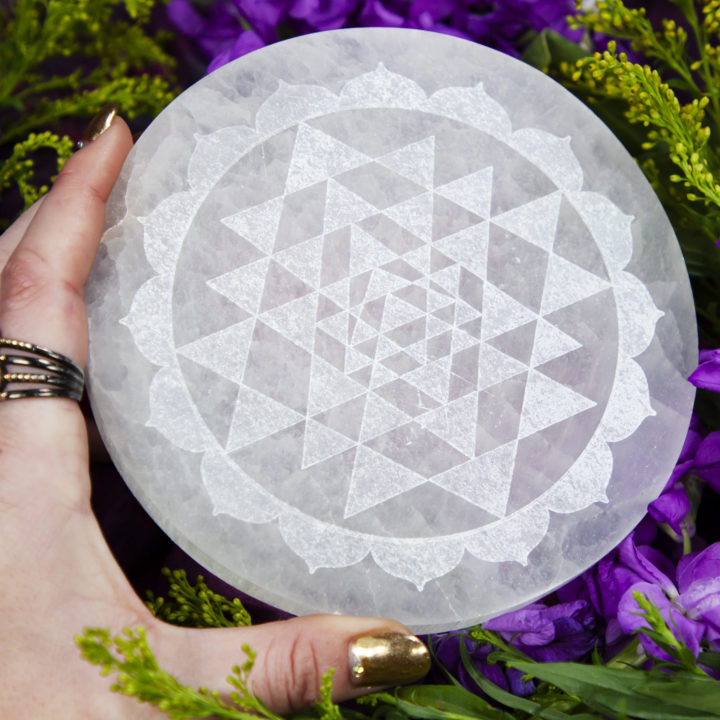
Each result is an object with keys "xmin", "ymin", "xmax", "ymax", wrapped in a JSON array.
[
  {"xmin": 361, "ymin": 686, "xmax": 515, "ymax": 720},
  {"xmin": 522, "ymin": 29, "xmax": 590, "ymax": 72},
  {"xmin": 504, "ymin": 659, "xmax": 720, "ymax": 719}
]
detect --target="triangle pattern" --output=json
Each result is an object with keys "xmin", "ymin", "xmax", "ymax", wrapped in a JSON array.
[
  {"xmin": 492, "ymin": 192, "xmax": 562, "ymax": 252},
  {"xmin": 432, "ymin": 194, "xmax": 483, "ymax": 241},
  {"xmin": 317, "ymin": 294, "xmax": 343, "ymax": 320},
  {"xmin": 260, "ymin": 293, "xmax": 318, "ymax": 354},
  {"xmin": 350, "ymin": 319, "xmax": 378, "ymax": 347},
  {"xmin": 220, "ymin": 196, "xmax": 282, "ymax": 255},
  {"xmin": 207, "ymin": 257, "xmax": 269, "ymax": 316},
  {"xmin": 433, "ymin": 224, "xmax": 489, "ymax": 276},
  {"xmin": 377, "ymin": 136, "xmax": 435, "ymax": 189},
  {"xmin": 225, "ymin": 386, "xmax": 303, "ymax": 451},
  {"xmin": 417, "ymin": 392, "xmax": 478, "ymax": 458},
  {"xmin": 370, "ymin": 362, "xmax": 398, "ymax": 389},
  {"xmin": 302, "ymin": 419, "xmax": 357, "ymax": 468},
  {"xmin": 324, "ymin": 179, "xmax": 379, "ymax": 234},
  {"xmin": 360, "ymin": 392, "xmax": 413, "ymax": 442},
  {"xmin": 404, "ymin": 338, "xmax": 427, "ymax": 365},
  {"xmin": 344, "ymin": 445, "xmax": 425, "ymax": 518},
  {"xmin": 403, "ymin": 244, "xmax": 431, "ymax": 276},
  {"xmin": 259, "ymin": 261, "xmax": 314, "ymax": 312},
  {"xmin": 322, "ymin": 277, "xmax": 351, "ymax": 309},
  {"xmin": 450, "ymin": 328, "xmax": 478, "ymax": 354},
  {"xmin": 531, "ymin": 318, "xmax": 582, "ymax": 367},
  {"xmin": 487, "ymin": 320, "xmax": 537, "ymax": 365},
  {"xmin": 307, "ymin": 356, "xmax": 366, "ymax": 415},
  {"xmin": 383, "ymin": 192, "xmax": 433, "ymax": 241},
  {"xmin": 477, "ymin": 343, "xmax": 527, "ymax": 391},
  {"xmin": 364, "ymin": 268, "xmax": 409, "ymax": 303},
  {"xmin": 432, "ymin": 441, "xmax": 517, "ymax": 517},
  {"xmin": 349, "ymin": 224, "xmax": 398, "ymax": 275},
  {"xmin": 541, "ymin": 253, "xmax": 611, "ymax": 315},
  {"xmin": 381, "ymin": 294, "xmax": 426, "ymax": 333},
  {"xmin": 518, "ymin": 370, "xmax": 596, "ymax": 439},
  {"xmin": 481, "ymin": 283, "xmax": 537, "ymax": 341},
  {"xmin": 431, "ymin": 264, "xmax": 461, "ymax": 296},
  {"xmin": 345, "ymin": 345, "xmax": 372, "ymax": 374},
  {"xmin": 434, "ymin": 166, "xmax": 493, "ymax": 219},
  {"xmin": 313, "ymin": 394, "xmax": 367, "ymax": 441},
  {"xmin": 176, "ymin": 319, "xmax": 255, "ymax": 385},
  {"xmin": 274, "ymin": 235, "xmax": 323, "ymax": 288},
  {"xmin": 403, "ymin": 355, "xmax": 452, "ymax": 403},
  {"xmin": 317, "ymin": 310, "xmax": 350, "ymax": 343},
  {"xmin": 285, "ymin": 123, "xmax": 371, "ymax": 194}
]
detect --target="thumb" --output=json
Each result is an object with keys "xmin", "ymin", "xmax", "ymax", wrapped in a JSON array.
[{"xmin": 153, "ymin": 614, "xmax": 431, "ymax": 714}]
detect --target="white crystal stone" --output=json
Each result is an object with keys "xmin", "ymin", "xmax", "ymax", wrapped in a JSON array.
[{"xmin": 86, "ymin": 28, "xmax": 696, "ymax": 632}]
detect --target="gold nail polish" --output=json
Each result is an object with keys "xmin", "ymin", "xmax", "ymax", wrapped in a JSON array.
[
  {"xmin": 349, "ymin": 632, "xmax": 431, "ymax": 687},
  {"xmin": 77, "ymin": 103, "xmax": 118, "ymax": 149}
]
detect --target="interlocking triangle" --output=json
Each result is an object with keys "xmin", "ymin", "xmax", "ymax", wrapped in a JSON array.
[
  {"xmin": 301, "ymin": 419, "xmax": 357, "ymax": 468},
  {"xmin": 285, "ymin": 123, "xmax": 372, "ymax": 194},
  {"xmin": 274, "ymin": 235, "xmax": 323, "ymax": 288},
  {"xmin": 261, "ymin": 293, "xmax": 319, "ymax": 354},
  {"xmin": 383, "ymin": 192, "xmax": 433, "ymax": 241},
  {"xmin": 177, "ymin": 319, "xmax": 255, "ymax": 385},
  {"xmin": 417, "ymin": 392, "xmax": 478, "ymax": 458},
  {"xmin": 359, "ymin": 392, "xmax": 413, "ymax": 442},
  {"xmin": 207, "ymin": 257, "xmax": 270, "ymax": 316},
  {"xmin": 226, "ymin": 386, "xmax": 304, "ymax": 451},
  {"xmin": 434, "ymin": 223, "xmax": 489, "ymax": 280},
  {"xmin": 434, "ymin": 166, "xmax": 493, "ymax": 219},
  {"xmin": 221, "ymin": 196, "xmax": 283, "ymax": 255},
  {"xmin": 324, "ymin": 179, "xmax": 379, "ymax": 234},
  {"xmin": 541, "ymin": 253, "xmax": 611, "ymax": 315},
  {"xmin": 481, "ymin": 283, "xmax": 537, "ymax": 341},
  {"xmin": 307, "ymin": 356, "xmax": 366, "ymax": 415},
  {"xmin": 492, "ymin": 192, "xmax": 562, "ymax": 252},
  {"xmin": 377, "ymin": 136, "xmax": 435, "ymax": 189},
  {"xmin": 518, "ymin": 370, "xmax": 596, "ymax": 438},
  {"xmin": 432, "ymin": 441, "xmax": 517, "ymax": 517},
  {"xmin": 476, "ymin": 343, "xmax": 527, "ymax": 391},
  {"xmin": 531, "ymin": 317, "xmax": 582, "ymax": 367},
  {"xmin": 343, "ymin": 445, "xmax": 425, "ymax": 518},
  {"xmin": 349, "ymin": 224, "xmax": 398, "ymax": 275}
]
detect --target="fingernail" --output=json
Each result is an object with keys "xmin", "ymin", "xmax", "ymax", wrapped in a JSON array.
[
  {"xmin": 349, "ymin": 632, "xmax": 431, "ymax": 687},
  {"xmin": 77, "ymin": 103, "xmax": 118, "ymax": 149}
]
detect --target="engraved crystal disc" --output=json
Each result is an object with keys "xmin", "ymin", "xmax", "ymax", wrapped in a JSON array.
[{"xmin": 87, "ymin": 28, "xmax": 697, "ymax": 631}]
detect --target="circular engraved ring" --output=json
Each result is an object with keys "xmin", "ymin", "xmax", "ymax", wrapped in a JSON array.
[{"xmin": 87, "ymin": 29, "xmax": 696, "ymax": 631}]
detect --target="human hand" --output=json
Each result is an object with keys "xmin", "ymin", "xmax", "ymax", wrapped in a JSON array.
[{"xmin": 0, "ymin": 108, "xmax": 430, "ymax": 719}]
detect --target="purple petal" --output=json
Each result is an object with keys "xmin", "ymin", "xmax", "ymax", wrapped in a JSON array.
[
  {"xmin": 677, "ymin": 543, "xmax": 720, "ymax": 591},
  {"xmin": 648, "ymin": 485, "xmax": 691, "ymax": 534},
  {"xmin": 167, "ymin": 0, "xmax": 205, "ymax": 36},
  {"xmin": 694, "ymin": 431, "xmax": 720, "ymax": 488},
  {"xmin": 689, "ymin": 352, "xmax": 720, "ymax": 392},
  {"xmin": 358, "ymin": 0, "xmax": 405, "ymax": 26},
  {"xmin": 618, "ymin": 535, "xmax": 676, "ymax": 594},
  {"xmin": 207, "ymin": 29, "xmax": 265, "ymax": 72},
  {"xmin": 618, "ymin": 582, "xmax": 703, "ymax": 660}
]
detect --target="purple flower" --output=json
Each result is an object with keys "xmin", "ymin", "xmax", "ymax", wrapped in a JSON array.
[
  {"xmin": 647, "ymin": 485, "xmax": 691, "ymax": 535},
  {"xmin": 694, "ymin": 431, "xmax": 720, "ymax": 490},
  {"xmin": 168, "ymin": 0, "xmax": 583, "ymax": 72},
  {"xmin": 616, "ymin": 541, "xmax": 720, "ymax": 660},
  {"xmin": 689, "ymin": 349, "xmax": 720, "ymax": 392},
  {"xmin": 431, "ymin": 633, "xmax": 535, "ymax": 696},
  {"xmin": 484, "ymin": 600, "xmax": 599, "ymax": 663},
  {"xmin": 207, "ymin": 29, "xmax": 265, "ymax": 73}
]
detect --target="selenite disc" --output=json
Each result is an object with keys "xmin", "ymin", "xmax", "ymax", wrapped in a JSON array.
[{"xmin": 87, "ymin": 28, "xmax": 697, "ymax": 632}]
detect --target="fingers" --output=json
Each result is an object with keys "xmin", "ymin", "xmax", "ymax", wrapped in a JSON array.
[
  {"xmin": 156, "ymin": 615, "xmax": 431, "ymax": 715},
  {"xmin": 0, "ymin": 117, "xmax": 133, "ymax": 366},
  {"xmin": 0, "ymin": 196, "xmax": 46, "ymax": 269}
]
